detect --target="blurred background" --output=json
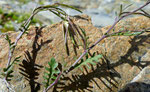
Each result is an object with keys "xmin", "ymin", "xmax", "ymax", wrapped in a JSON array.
[{"xmin": 0, "ymin": 0, "xmax": 149, "ymax": 33}]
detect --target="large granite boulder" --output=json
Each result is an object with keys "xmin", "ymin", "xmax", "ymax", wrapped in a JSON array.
[{"xmin": 0, "ymin": 14, "xmax": 150, "ymax": 92}]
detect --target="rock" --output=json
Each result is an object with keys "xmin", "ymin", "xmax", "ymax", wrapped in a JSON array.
[
  {"xmin": 0, "ymin": 78, "xmax": 15, "ymax": 92},
  {"xmin": 118, "ymin": 82, "xmax": 150, "ymax": 92},
  {"xmin": 21, "ymin": 2, "xmax": 39, "ymax": 13},
  {"xmin": 1, "ymin": 0, "xmax": 150, "ymax": 32},
  {"xmin": 0, "ymin": 14, "xmax": 150, "ymax": 92},
  {"xmin": 119, "ymin": 66, "xmax": 150, "ymax": 92},
  {"xmin": 83, "ymin": 8, "xmax": 115, "ymax": 27},
  {"xmin": 131, "ymin": 65, "xmax": 150, "ymax": 84}
]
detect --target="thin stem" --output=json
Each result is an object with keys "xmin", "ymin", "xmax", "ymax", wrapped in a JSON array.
[
  {"xmin": 66, "ymin": 1, "xmax": 150, "ymax": 73},
  {"xmin": 6, "ymin": 13, "xmax": 35, "ymax": 67},
  {"xmin": 120, "ymin": 12, "xmax": 150, "ymax": 18},
  {"xmin": 3, "ymin": 79, "xmax": 15, "ymax": 92},
  {"xmin": 107, "ymin": 27, "xmax": 150, "ymax": 36},
  {"xmin": 44, "ymin": 72, "xmax": 62, "ymax": 92}
]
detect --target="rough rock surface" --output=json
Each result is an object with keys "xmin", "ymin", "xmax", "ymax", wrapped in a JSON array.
[
  {"xmin": 131, "ymin": 66, "xmax": 150, "ymax": 84},
  {"xmin": 119, "ymin": 82, "xmax": 150, "ymax": 92},
  {"xmin": 0, "ymin": 78, "xmax": 15, "ymax": 92},
  {"xmin": 0, "ymin": 14, "xmax": 150, "ymax": 92},
  {"xmin": 119, "ymin": 66, "xmax": 150, "ymax": 92}
]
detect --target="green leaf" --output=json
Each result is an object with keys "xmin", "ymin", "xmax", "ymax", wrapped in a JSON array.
[
  {"xmin": 53, "ymin": 7, "xmax": 67, "ymax": 15},
  {"xmin": 0, "ymin": 8, "xmax": 3, "ymax": 14},
  {"xmin": 53, "ymin": 70, "xmax": 60, "ymax": 74},
  {"xmin": 3, "ymin": 68, "xmax": 8, "ymax": 72},
  {"xmin": 123, "ymin": 4, "xmax": 133, "ymax": 11},
  {"xmin": 51, "ymin": 58, "xmax": 58, "ymax": 69},
  {"xmin": 109, "ymin": 31, "xmax": 144, "ymax": 36},
  {"xmin": 44, "ymin": 72, "xmax": 49, "ymax": 76},
  {"xmin": 43, "ymin": 57, "xmax": 60, "ymax": 89},
  {"xmin": 42, "ymin": 82, "xmax": 47, "ymax": 85},
  {"xmin": 45, "ymin": 67, "xmax": 50, "ymax": 71},
  {"xmin": 7, "ymin": 70, "xmax": 13, "ymax": 75},
  {"xmin": 89, "ymin": 61, "xmax": 96, "ymax": 65},
  {"xmin": 7, "ymin": 75, "xmax": 13, "ymax": 78},
  {"xmin": 49, "ymin": 10, "xmax": 66, "ymax": 20},
  {"xmin": 11, "ymin": 56, "xmax": 21, "ymax": 65},
  {"xmin": 51, "ymin": 76, "xmax": 57, "ymax": 80},
  {"xmin": 14, "ymin": 56, "xmax": 21, "ymax": 61},
  {"xmin": 74, "ymin": 54, "xmax": 103, "ymax": 71},
  {"xmin": 58, "ymin": 3, "xmax": 82, "ymax": 13},
  {"xmin": 85, "ymin": 64, "xmax": 91, "ymax": 69},
  {"xmin": 79, "ymin": 67, "xmax": 83, "ymax": 71},
  {"xmin": 5, "ymin": 34, "xmax": 11, "ymax": 46},
  {"xmin": 119, "ymin": 4, "xmax": 123, "ymax": 16},
  {"xmin": 124, "ymin": 32, "xmax": 143, "ymax": 36},
  {"xmin": 3, "ymin": 65, "xmax": 12, "ymax": 72},
  {"xmin": 43, "ymin": 76, "xmax": 49, "ymax": 80}
]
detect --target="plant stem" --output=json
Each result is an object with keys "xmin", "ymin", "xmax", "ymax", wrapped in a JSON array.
[
  {"xmin": 6, "ymin": 12, "xmax": 36, "ymax": 68},
  {"xmin": 66, "ymin": 1, "xmax": 150, "ymax": 73},
  {"xmin": 44, "ymin": 72, "xmax": 62, "ymax": 92}
]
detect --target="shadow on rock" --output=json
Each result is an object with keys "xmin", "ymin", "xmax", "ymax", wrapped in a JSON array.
[
  {"xmin": 53, "ymin": 55, "xmax": 121, "ymax": 92},
  {"xmin": 19, "ymin": 26, "xmax": 53, "ymax": 92},
  {"xmin": 53, "ymin": 32, "xmax": 150, "ymax": 92},
  {"xmin": 110, "ymin": 33, "xmax": 150, "ymax": 70}
]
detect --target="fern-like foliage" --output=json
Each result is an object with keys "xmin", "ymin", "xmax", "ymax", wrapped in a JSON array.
[
  {"xmin": 74, "ymin": 53, "xmax": 103, "ymax": 71},
  {"xmin": 43, "ymin": 58, "xmax": 60, "ymax": 89},
  {"xmin": 1, "ymin": 56, "xmax": 21, "ymax": 81}
]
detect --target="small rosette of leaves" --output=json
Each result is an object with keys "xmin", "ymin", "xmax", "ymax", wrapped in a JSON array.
[
  {"xmin": 74, "ymin": 53, "xmax": 103, "ymax": 71},
  {"xmin": 43, "ymin": 58, "xmax": 60, "ymax": 89}
]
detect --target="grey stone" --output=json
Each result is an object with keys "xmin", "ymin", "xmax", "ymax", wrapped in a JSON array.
[
  {"xmin": 119, "ymin": 66, "xmax": 150, "ymax": 92},
  {"xmin": 0, "ymin": 78, "xmax": 15, "ymax": 92},
  {"xmin": 118, "ymin": 82, "xmax": 150, "ymax": 92}
]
